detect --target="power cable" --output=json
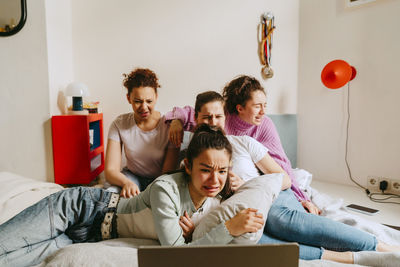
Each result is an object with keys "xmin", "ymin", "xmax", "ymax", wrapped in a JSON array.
[{"xmin": 344, "ymin": 83, "xmax": 400, "ymax": 204}]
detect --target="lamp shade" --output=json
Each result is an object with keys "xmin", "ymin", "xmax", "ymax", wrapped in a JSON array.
[
  {"xmin": 65, "ymin": 82, "xmax": 89, "ymax": 96},
  {"xmin": 321, "ymin": 60, "xmax": 356, "ymax": 89}
]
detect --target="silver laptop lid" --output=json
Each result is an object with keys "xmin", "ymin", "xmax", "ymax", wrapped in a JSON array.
[{"xmin": 138, "ymin": 243, "xmax": 299, "ymax": 267}]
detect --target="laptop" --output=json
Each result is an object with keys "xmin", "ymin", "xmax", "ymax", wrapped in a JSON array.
[{"xmin": 138, "ymin": 243, "xmax": 299, "ymax": 267}]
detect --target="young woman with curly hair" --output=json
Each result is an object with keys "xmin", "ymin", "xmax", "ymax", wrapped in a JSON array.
[{"xmin": 105, "ymin": 68, "xmax": 179, "ymax": 198}]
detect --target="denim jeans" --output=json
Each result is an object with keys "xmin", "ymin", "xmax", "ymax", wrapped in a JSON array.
[
  {"xmin": 0, "ymin": 187, "xmax": 115, "ymax": 267},
  {"xmin": 105, "ymin": 167, "xmax": 153, "ymax": 193},
  {"xmin": 258, "ymin": 189, "xmax": 377, "ymax": 260}
]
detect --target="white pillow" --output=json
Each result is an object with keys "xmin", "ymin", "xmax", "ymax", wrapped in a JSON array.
[
  {"xmin": 0, "ymin": 172, "xmax": 63, "ymax": 224},
  {"xmin": 192, "ymin": 173, "xmax": 283, "ymax": 244},
  {"xmin": 40, "ymin": 243, "xmax": 138, "ymax": 267}
]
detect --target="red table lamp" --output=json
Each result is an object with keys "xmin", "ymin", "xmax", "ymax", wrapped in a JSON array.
[{"xmin": 321, "ymin": 60, "xmax": 357, "ymax": 89}]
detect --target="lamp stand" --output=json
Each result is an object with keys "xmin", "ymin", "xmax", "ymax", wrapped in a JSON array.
[{"xmin": 72, "ymin": 96, "xmax": 83, "ymax": 111}]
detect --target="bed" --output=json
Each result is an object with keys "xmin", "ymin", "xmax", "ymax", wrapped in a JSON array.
[
  {"xmin": 0, "ymin": 172, "xmax": 356, "ymax": 267},
  {"xmin": 1, "ymin": 115, "xmax": 399, "ymax": 267}
]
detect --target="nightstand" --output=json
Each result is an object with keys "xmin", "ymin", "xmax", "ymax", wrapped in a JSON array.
[{"xmin": 51, "ymin": 113, "xmax": 104, "ymax": 185}]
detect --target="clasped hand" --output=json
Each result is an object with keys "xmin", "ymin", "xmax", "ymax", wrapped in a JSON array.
[{"xmin": 179, "ymin": 208, "xmax": 264, "ymax": 243}]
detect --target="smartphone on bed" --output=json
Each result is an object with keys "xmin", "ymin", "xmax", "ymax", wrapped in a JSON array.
[{"xmin": 346, "ymin": 204, "xmax": 379, "ymax": 216}]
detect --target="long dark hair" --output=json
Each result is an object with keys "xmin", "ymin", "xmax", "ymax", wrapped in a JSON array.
[
  {"xmin": 222, "ymin": 75, "xmax": 265, "ymax": 114},
  {"xmin": 185, "ymin": 124, "xmax": 233, "ymax": 199}
]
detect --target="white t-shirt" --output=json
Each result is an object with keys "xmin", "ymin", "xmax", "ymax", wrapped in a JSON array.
[
  {"xmin": 108, "ymin": 113, "xmax": 173, "ymax": 180},
  {"xmin": 226, "ymin": 135, "xmax": 268, "ymax": 182},
  {"xmin": 185, "ymin": 133, "xmax": 268, "ymax": 182}
]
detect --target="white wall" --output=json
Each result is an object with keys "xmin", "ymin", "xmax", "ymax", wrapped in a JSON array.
[
  {"xmin": 1, "ymin": 0, "xmax": 299, "ymax": 182},
  {"xmin": 298, "ymin": 0, "xmax": 400, "ymax": 185},
  {"xmin": 3, "ymin": 1, "xmax": 398, "ymax": 186},
  {"xmin": 45, "ymin": 0, "xmax": 74, "ymax": 115},
  {"xmin": 0, "ymin": 0, "xmax": 52, "ymax": 181},
  {"xmin": 71, "ymin": 0, "xmax": 300, "ymax": 136}
]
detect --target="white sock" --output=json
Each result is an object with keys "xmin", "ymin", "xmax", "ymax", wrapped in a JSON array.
[{"xmin": 353, "ymin": 251, "xmax": 400, "ymax": 267}]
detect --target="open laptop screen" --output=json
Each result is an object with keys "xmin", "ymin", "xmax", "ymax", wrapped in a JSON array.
[{"xmin": 138, "ymin": 243, "xmax": 299, "ymax": 267}]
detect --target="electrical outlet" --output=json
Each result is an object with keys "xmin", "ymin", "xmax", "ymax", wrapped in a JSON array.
[
  {"xmin": 389, "ymin": 179, "xmax": 400, "ymax": 194},
  {"xmin": 367, "ymin": 176, "xmax": 400, "ymax": 194},
  {"xmin": 366, "ymin": 176, "xmax": 380, "ymax": 192}
]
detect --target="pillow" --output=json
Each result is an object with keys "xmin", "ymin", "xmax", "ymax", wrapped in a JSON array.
[
  {"xmin": 39, "ymin": 238, "xmax": 160, "ymax": 267},
  {"xmin": 192, "ymin": 173, "xmax": 283, "ymax": 244},
  {"xmin": 40, "ymin": 242, "xmax": 138, "ymax": 267},
  {"xmin": 0, "ymin": 172, "xmax": 63, "ymax": 224}
]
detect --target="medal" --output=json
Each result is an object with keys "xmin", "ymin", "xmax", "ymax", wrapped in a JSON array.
[{"xmin": 259, "ymin": 12, "xmax": 275, "ymax": 79}]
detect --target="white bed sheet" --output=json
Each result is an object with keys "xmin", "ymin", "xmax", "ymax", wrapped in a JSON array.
[{"xmin": 293, "ymin": 169, "xmax": 400, "ymax": 246}]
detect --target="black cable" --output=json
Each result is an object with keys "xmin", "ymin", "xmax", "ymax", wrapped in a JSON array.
[
  {"xmin": 368, "ymin": 192, "xmax": 400, "ymax": 205},
  {"xmin": 345, "ymin": 83, "xmax": 400, "ymax": 204},
  {"xmin": 369, "ymin": 192, "xmax": 400, "ymax": 200},
  {"xmin": 369, "ymin": 192, "xmax": 400, "ymax": 205},
  {"xmin": 344, "ymin": 83, "xmax": 367, "ymax": 190}
]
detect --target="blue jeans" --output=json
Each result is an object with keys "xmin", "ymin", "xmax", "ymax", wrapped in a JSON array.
[
  {"xmin": 0, "ymin": 187, "xmax": 115, "ymax": 267},
  {"xmin": 105, "ymin": 167, "xmax": 153, "ymax": 193},
  {"xmin": 258, "ymin": 189, "xmax": 377, "ymax": 260}
]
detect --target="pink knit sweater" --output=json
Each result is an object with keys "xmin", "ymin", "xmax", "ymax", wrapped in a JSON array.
[{"xmin": 165, "ymin": 106, "xmax": 310, "ymax": 202}]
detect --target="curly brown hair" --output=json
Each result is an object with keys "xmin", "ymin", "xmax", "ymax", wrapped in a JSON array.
[
  {"xmin": 122, "ymin": 68, "xmax": 160, "ymax": 95},
  {"xmin": 222, "ymin": 75, "xmax": 265, "ymax": 114}
]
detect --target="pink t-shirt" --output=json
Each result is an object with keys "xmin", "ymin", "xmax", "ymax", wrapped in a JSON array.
[{"xmin": 108, "ymin": 113, "xmax": 173, "ymax": 180}]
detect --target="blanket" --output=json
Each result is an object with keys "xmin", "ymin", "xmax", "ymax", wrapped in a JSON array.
[
  {"xmin": 293, "ymin": 169, "xmax": 400, "ymax": 246},
  {"xmin": 310, "ymin": 187, "xmax": 400, "ymax": 246}
]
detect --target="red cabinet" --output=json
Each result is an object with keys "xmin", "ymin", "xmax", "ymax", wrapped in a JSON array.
[{"xmin": 51, "ymin": 114, "xmax": 104, "ymax": 184}]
